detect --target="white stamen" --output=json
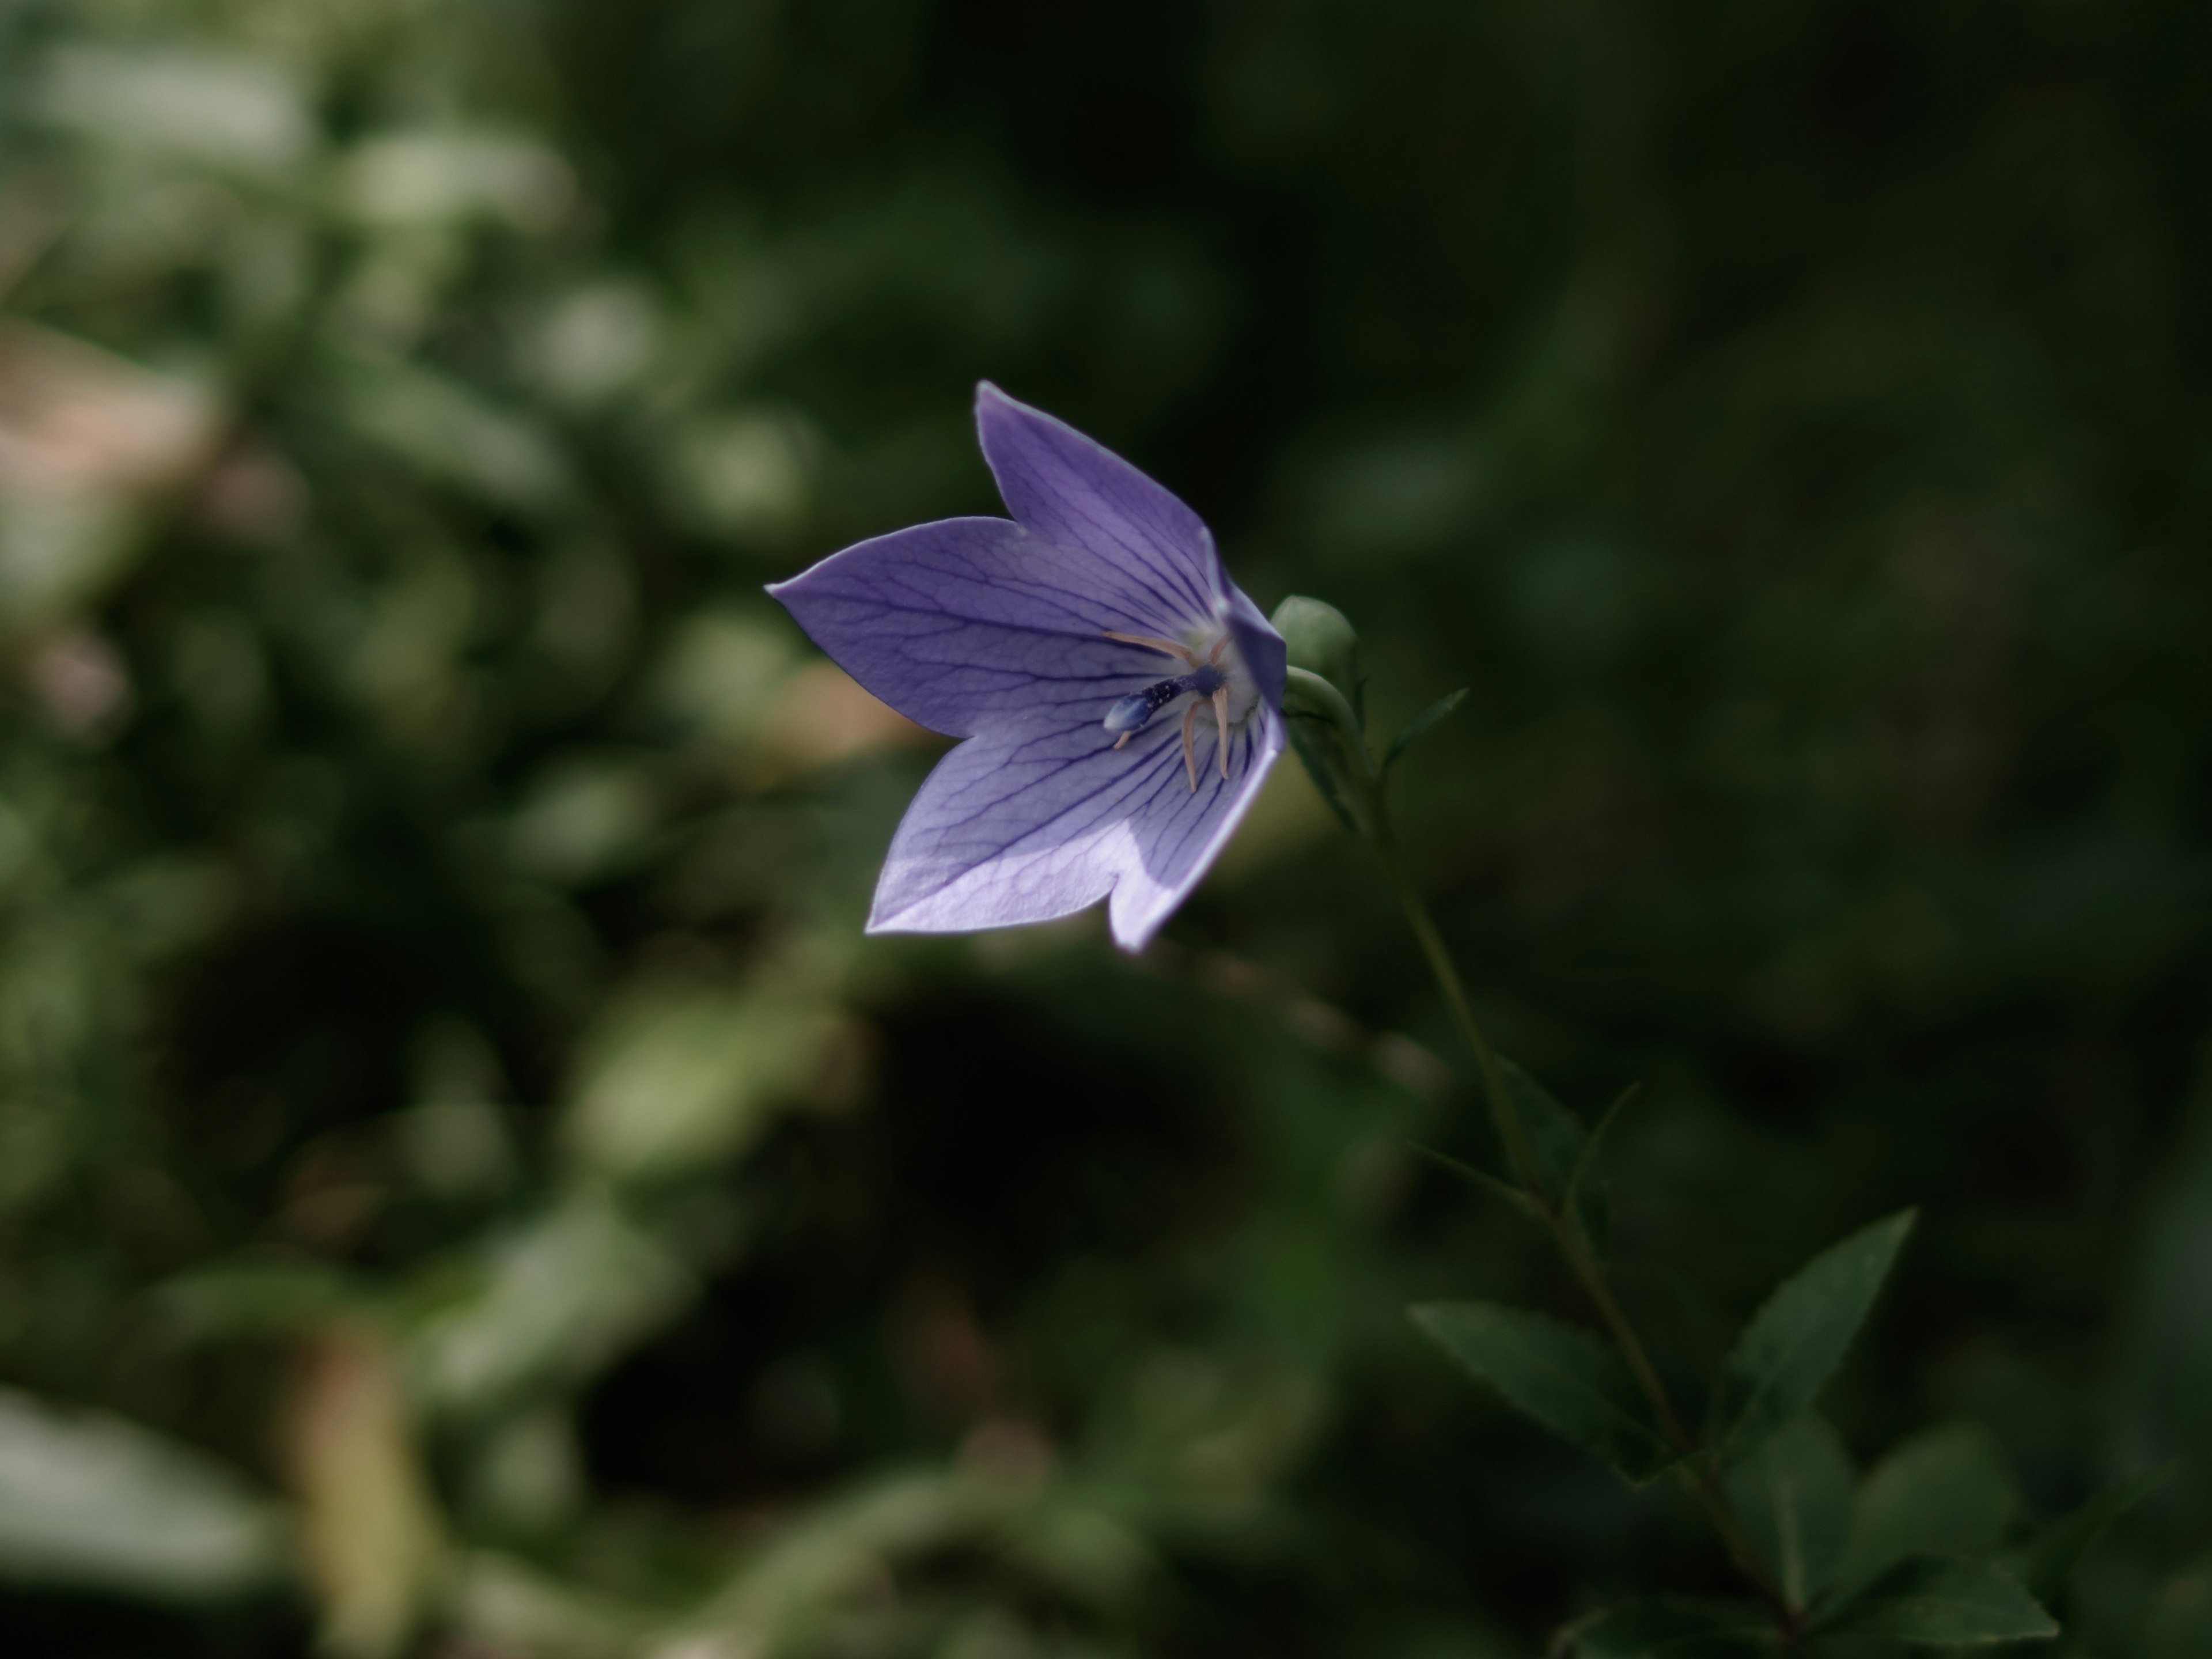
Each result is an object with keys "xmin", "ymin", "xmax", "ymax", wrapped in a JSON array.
[{"xmin": 1103, "ymin": 630, "xmax": 1200, "ymax": 667}]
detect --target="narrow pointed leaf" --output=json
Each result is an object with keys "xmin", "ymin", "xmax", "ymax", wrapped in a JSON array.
[
  {"xmin": 2008, "ymin": 1469, "xmax": 2164, "ymax": 1602},
  {"xmin": 1501, "ymin": 1060, "xmax": 1608, "ymax": 1258},
  {"xmin": 1568, "ymin": 1599, "xmax": 1778, "ymax": 1657},
  {"xmin": 1710, "ymin": 1210, "xmax": 1916, "ymax": 1461},
  {"xmin": 1564, "ymin": 1083, "xmax": 1637, "ymax": 1255},
  {"xmin": 1382, "ymin": 687, "xmax": 1468, "ymax": 773},
  {"xmin": 1814, "ymin": 1556, "xmax": 2057, "ymax": 1645},
  {"xmin": 1410, "ymin": 1301, "xmax": 1676, "ymax": 1484},
  {"xmin": 1723, "ymin": 1412, "xmax": 1854, "ymax": 1612}
]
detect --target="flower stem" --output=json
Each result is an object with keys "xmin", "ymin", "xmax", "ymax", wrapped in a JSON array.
[
  {"xmin": 1365, "ymin": 816, "xmax": 1803, "ymax": 1642},
  {"xmin": 1365, "ymin": 825, "xmax": 1536, "ymax": 1191}
]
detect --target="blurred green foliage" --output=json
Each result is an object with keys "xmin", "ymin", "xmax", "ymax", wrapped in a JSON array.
[{"xmin": 2, "ymin": 0, "xmax": 2210, "ymax": 1654}]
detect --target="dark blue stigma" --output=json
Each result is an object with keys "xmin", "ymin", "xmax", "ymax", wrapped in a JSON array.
[{"xmin": 1103, "ymin": 664, "xmax": 1227, "ymax": 737}]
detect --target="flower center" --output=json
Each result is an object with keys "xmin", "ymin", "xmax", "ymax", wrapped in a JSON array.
[
  {"xmin": 1101, "ymin": 662, "xmax": 1229, "ymax": 738},
  {"xmin": 1098, "ymin": 628, "xmax": 1255, "ymax": 791}
]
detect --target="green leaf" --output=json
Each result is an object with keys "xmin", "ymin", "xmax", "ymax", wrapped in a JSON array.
[
  {"xmin": 1382, "ymin": 687, "xmax": 1468, "ymax": 773},
  {"xmin": 1815, "ymin": 1557, "xmax": 2058, "ymax": 1645},
  {"xmin": 562, "ymin": 986, "xmax": 844, "ymax": 1183},
  {"xmin": 1565, "ymin": 1084, "xmax": 1637, "ymax": 1255},
  {"xmin": 1723, "ymin": 1412, "xmax": 1854, "ymax": 1612},
  {"xmin": 0, "ymin": 1388, "xmax": 286, "ymax": 1599},
  {"xmin": 1410, "ymin": 1144, "xmax": 1541, "ymax": 1221},
  {"xmin": 1709, "ymin": 1210, "xmax": 1916, "ymax": 1461},
  {"xmin": 1410, "ymin": 1301, "xmax": 1676, "ymax": 1484},
  {"xmin": 2006, "ymin": 1469, "xmax": 2165, "ymax": 1603},
  {"xmin": 151, "ymin": 1259, "xmax": 360, "ymax": 1338},
  {"xmin": 1838, "ymin": 1420, "xmax": 2023, "ymax": 1588},
  {"xmin": 1568, "ymin": 1599, "xmax": 1778, "ymax": 1657},
  {"xmin": 1283, "ymin": 711, "xmax": 1358, "ymax": 832},
  {"xmin": 1501, "ymin": 1059, "xmax": 1609, "ymax": 1257}
]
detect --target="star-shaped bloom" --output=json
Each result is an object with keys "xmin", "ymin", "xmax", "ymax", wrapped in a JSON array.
[{"xmin": 768, "ymin": 384, "xmax": 1286, "ymax": 951}]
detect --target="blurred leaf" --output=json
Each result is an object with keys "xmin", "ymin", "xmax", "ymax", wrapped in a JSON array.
[
  {"xmin": 653, "ymin": 607, "xmax": 802, "ymax": 746},
  {"xmin": 0, "ymin": 1387, "xmax": 284, "ymax": 1599},
  {"xmin": 1709, "ymin": 1211, "xmax": 1916, "ymax": 1461},
  {"xmin": 446, "ymin": 1551, "xmax": 655, "ymax": 1656},
  {"xmin": 154, "ymin": 1260, "xmax": 361, "ymax": 1338},
  {"xmin": 527, "ymin": 281, "xmax": 661, "ymax": 406},
  {"xmin": 997, "ymin": 1501, "xmax": 1156, "ymax": 1615},
  {"xmin": 460, "ymin": 1409, "xmax": 584, "ymax": 1538},
  {"xmin": 394, "ymin": 1099, "xmax": 516, "ymax": 1206},
  {"xmin": 1813, "ymin": 1557, "xmax": 2056, "ymax": 1645},
  {"xmin": 506, "ymin": 755, "xmax": 662, "ymax": 885},
  {"xmin": 335, "ymin": 131, "xmax": 574, "ymax": 232},
  {"xmin": 1723, "ymin": 1412, "xmax": 1854, "ymax": 1612},
  {"xmin": 679, "ymin": 1469, "xmax": 1027, "ymax": 1654},
  {"xmin": 1410, "ymin": 1301, "xmax": 1676, "ymax": 1484},
  {"xmin": 410, "ymin": 1194, "xmax": 694, "ymax": 1414},
  {"xmin": 1382, "ymin": 688, "xmax": 1468, "ymax": 774},
  {"xmin": 1502, "ymin": 1060, "xmax": 1607, "ymax": 1257},
  {"xmin": 560, "ymin": 984, "xmax": 844, "ymax": 1183},
  {"xmin": 664, "ymin": 411, "xmax": 813, "ymax": 540},
  {"xmin": 286, "ymin": 1330, "xmax": 446, "ymax": 1659},
  {"xmin": 2007, "ymin": 1468, "xmax": 2165, "ymax": 1603},
  {"xmin": 1567, "ymin": 1598, "xmax": 1778, "ymax": 1657},
  {"xmin": 1838, "ymin": 1420, "xmax": 2024, "ymax": 1588},
  {"xmin": 0, "ymin": 322, "xmax": 220, "ymax": 627},
  {"xmin": 33, "ymin": 46, "xmax": 310, "ymax": 171},
  {"xmin": 338, "ymin": 364, "xmax": 570, "ymax": 512}
]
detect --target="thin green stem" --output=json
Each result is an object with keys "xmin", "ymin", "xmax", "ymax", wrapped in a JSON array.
[
  {"xmin": 1369, "ymin": 810, "xmax": 1803, "ymax": 1642},
  {"xmin": 1551, "ymin": 1213, "xmax": 1802, "ymax": 1639},
  {"xmin": 1368, "ymin": 830, "xmax": 1536, "ymax": 1192}
]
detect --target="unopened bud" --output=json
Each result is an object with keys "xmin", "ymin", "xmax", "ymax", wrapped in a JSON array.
[{"xmin": 1271, "ymin": 596, "xmax": 1362, "ymax": 715}]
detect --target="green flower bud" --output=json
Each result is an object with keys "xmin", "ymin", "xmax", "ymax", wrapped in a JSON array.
[
  {"xmin": 1268, "ymin": 596, "xmax": 1375, "ymax": 835},
  {"xmin": 1270, "ymin": 596, "xmax": 1363, "ymax": 719}
]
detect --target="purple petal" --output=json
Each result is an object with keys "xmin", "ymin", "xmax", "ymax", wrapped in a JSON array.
[
  {"xmin": 869, "ymin": 698, "xmax": 1286, "ymax": 952},
  {"xmin": 1219, "ymin": 558, "xmax": 1289, "ymax": 717},
  {"xmin": 974, "ymin": 384, "xmax": 1221, "ymax": 623},
  {"xmin": 768, "ymin": 517, "xmax": 1210, "ymax": 738}
]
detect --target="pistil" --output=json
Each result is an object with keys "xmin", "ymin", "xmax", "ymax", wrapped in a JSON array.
[{"xmin": 1101, "ymin": 632, "xmax": 1238, "ymax": 790}]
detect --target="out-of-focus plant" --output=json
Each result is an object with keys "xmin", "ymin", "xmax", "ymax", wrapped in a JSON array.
[
  {"xmin": 5, "ymin": 1, "xmax": 2212, "ymax": 1657},
  {"xmin": 0, "ymin": 2, "xmax": 1316, "ymax": 1654}
]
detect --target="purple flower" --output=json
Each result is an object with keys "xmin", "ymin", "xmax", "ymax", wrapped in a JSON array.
[{"xmin": 768, "ymin": 384, "xmax": 1286, "ymax": 951}]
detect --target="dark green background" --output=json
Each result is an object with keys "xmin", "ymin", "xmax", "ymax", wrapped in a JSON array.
[{"xmin": 2, "ymin": 1, "xmax": 2209, "ymax": 1654}]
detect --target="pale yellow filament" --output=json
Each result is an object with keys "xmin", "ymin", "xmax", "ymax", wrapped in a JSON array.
[{"xmin": 1103, "ymin": 630, "xmax": 1201, "ymax": 667}]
